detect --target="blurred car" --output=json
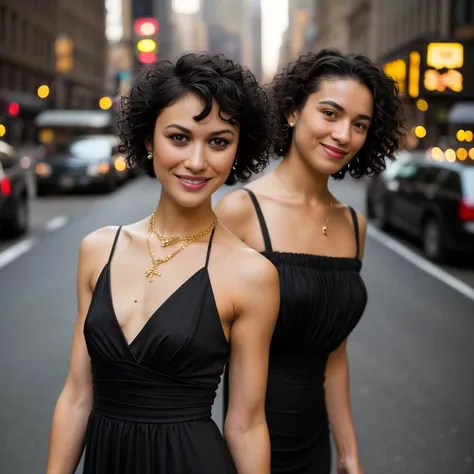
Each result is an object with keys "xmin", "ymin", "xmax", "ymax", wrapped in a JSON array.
[
  {"xmin": 0, "ymin": 141, "xmax": 34, "ymax": 238},
  {"xmin": 35, "ymin": 135, "xmax": 131, "ymax": 194},
  {"xmin": 366, "ymin": 153, "xmax": 474, "ymax": 262}
]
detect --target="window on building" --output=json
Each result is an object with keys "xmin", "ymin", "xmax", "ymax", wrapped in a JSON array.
[{"xmin": 452, "ymin": 0, "xmax": 474, "ymax": 27}]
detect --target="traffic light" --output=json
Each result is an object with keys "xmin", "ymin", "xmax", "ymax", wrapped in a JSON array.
[
  {"xmin": 8, "ymin": 102, "xmax": 20, "ymax": 117},
  {"xmin": 134, "ymin": 18, "xmax": 159, "ymax": 64}
]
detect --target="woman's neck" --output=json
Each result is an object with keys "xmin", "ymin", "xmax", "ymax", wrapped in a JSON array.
[
  {"xmin": 276, "ymin": 151, "xmax": 332, "ymax": 205},
  {"xmin": 153, "ymin": 192, "xmax": 215, "ymax": 236}
]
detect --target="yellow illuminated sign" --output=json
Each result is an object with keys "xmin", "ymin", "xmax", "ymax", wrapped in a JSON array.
[
  {"xmin": 424, "ymin": 69, "xmax": 463, "ymax": 92},
  {"xmin": 383, "ymin": 59, "xmax": 406, "ymax": 94},
  {"xmin": 427, "ymin": 43, "xmax": 464, "ymax": 69},
  {"xmin": 408, "ymin": 51, "xmax": 420, "ymax": 98}
]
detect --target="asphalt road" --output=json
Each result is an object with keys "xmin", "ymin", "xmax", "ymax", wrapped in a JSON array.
[{"xmin": 1, "ymin": 173, "xmax": 473, "ymax": 474}]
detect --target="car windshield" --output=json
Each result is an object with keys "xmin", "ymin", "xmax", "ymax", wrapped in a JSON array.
[{"xmin": 45, "ymin": 137, "xmax": 111, "ymax": 158}]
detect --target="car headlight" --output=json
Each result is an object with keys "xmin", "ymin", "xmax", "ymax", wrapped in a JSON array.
[
  {"xmin": 87, "ymin": 161, "xmax": 110, "ymax": 176},
  {"xmin": 35, "ymin": 162, "xmax": 52, "ymax": 177}
]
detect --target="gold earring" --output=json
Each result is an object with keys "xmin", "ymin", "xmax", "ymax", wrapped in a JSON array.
[{"xmin": 147, "ymin": 151, "xmax": 153, "ymax": 160}]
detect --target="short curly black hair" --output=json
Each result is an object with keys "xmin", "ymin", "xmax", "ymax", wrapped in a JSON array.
[
  {"xmin": 270, "ymin": 49, "xmax": 407, "ymax": 180},
  {"xmin": 118, "ymin": 52, "xmax": 275, "ymax": 185}
]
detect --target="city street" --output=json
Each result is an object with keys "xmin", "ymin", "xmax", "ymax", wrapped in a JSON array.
[{"xmin": 1, "ymin": 171, "xmax": 474, "ymax": 474}]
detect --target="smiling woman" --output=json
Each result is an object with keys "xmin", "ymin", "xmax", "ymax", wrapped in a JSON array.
[{"xmin": 45, "ymin": 52, "xmax": 280, "ymax": 474}]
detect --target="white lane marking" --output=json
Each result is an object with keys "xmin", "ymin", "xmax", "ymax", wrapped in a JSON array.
[
  {"xmin": 367, "ymin": 224, "xmax": 474, "ymax": 302},
  {"xmin": 44, "ymin": 215, "xmax": 68, "ymax": 232},
  {"xmin": 0, "ymin": 237, "xmax": 37, "ymax": 270}
]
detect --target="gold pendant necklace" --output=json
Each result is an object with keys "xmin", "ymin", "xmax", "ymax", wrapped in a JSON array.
[
  {"xmin": 274, "ymin": 169, "xmax": 333, "ymax": 236},
  {"xmin": 144, "ymin": 213, "xmax": 218, "ymax": 282}
]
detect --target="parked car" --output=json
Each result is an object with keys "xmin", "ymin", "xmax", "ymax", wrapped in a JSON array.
[
  {"xmin": 366, "ymin": 154, "xmax": 474, "ymax": 262},
  {"xmin": 0, "ymin": 141, "xmax": 34, "ymax": 238},
  {"xmin": 35, "ymin": 135, "xmax": 131, "ymax": 194}
]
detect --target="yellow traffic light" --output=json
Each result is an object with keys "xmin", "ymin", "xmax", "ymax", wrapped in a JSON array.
[
  {"xmin": 37, "ymin": 85, "xmax": 50, "ymax": 99},
  {"xmin": 99, "ymin": 97, "xmax": 113, "ymax": 110},
  {"xmin": 137, "ymin": 39, "xmax": 157, "ymax": 53}
]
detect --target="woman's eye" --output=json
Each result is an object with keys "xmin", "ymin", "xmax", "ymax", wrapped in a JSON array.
[
  {"xmin": 322, "ymin": 110, "xmax": 337, "ymax": 118},
  {"xmin": 355, "ymin": 123, "xmax": 368, "ymax": 132},
  {"xmin": 169, "ymin": 134, "xmax": 188, "ymax": 143},
  {"xmin": 210, "ymin": 138, "xmax": 229, "ymax": 148}
]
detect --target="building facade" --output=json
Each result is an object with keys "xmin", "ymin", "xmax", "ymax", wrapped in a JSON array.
[{"xmin": 0, "ymin": 0, "xmax": 107, "ymax": 144}]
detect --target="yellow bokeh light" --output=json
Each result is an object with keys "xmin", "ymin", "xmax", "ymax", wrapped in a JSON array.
[
  {"xmin": 0, "ymin": 124, "xmax": 6, "ymax": 137},
  {"xmin": 470, "ymin": 148, "xmax": 474, "ymax": 160},
  {"xmin": 37, "ymin": 85, "xmax": 50, "ymax": 99},
  {"xmin": 414, "ymin": 126, "xmax": 427, "ymax": 138},
  {"xmin": 431, "ymin": 147, "xmax": 444, "ymax": 160},
  {"xmin": 114, "ymin": 158, "xmax": 127, "ymax": 172},
  {"xmin": 137, "ymin": 39, "xmax": 157, "ymax": 53},
  {"xmin": 416, "ymin": 99, "xmax": 428, "ymax": 111},
  {"xmin": 99, "ymin": 97, "xmax": 113, "ymax": 110},
  {"xmin": 457, "ymin": 148, "xmax": 468, "ymax": 160},
  {"xmin": 465, "ymin": 130, "xmax": 473, "ymax": 142},
  {"xmin": 457, "ymin": 129, "xmax": 466, "ymax": 141},
  {"xmin": 445, "ymin": 148, "xmax": 456, "ymax": 162}
]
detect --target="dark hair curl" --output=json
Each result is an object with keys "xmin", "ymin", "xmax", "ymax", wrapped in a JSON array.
[
  {"xmin": 269, "ymin": 49, "xmax": 407, "ymax": 179},
  {"xmin": 118, "ymin": 52, "xmax": 275, "ymax": 185}
]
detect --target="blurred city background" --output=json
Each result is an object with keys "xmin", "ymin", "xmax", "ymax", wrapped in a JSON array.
[{"xmin": 0, "ymin": 1, "xmax": 473, "ymax": 473}]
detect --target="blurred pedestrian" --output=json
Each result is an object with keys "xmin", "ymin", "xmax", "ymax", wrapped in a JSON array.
[
  {"xmin": 216, "ymin": 49, "xmax": 406, "ymax": 474},
  {"xmin": 45, "ymin": 52, "xmax": 280, "ymax": 474}
]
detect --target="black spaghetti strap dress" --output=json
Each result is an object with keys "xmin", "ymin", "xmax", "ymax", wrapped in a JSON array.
[
  {"xmin": 243, "ymin": 189, "xmax": 368, "ymax": 474},
  {"xmin": 82, "ymin": 226, "xmax": 237, "ymax": 474}
]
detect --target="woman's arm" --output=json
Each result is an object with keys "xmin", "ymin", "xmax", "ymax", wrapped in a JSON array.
[
  {"xmin": 324, "ymin": 340, "xmax": 361, "ymax": 471},
  {"xmin": 325, "ymin": 210, "xmax": 367, "ymax": 473},
  {"xmin": 224, "ymin": 253, "xmax": 280, "ymax": 474},
  {"xmin": 46, "ymin": 230, "xmax": 110, "ymax": 474}
]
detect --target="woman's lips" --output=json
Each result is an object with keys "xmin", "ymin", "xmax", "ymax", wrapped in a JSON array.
[{"xmin": 321, "ymin": 144, "xmax": 347, "ymax": 159}]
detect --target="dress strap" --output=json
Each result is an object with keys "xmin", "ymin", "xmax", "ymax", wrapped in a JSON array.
[
  {"xmin": 204, "ymin": 227, "xmax": 216, "ymax": 268},
  {"xmin": 108, "ymin": 226, "xmax": 123, "ymax": 263},
  {"xmin": 347, "ymin": 207, "xmax": 360, "ymax": 259},
  {"xmin": 243, "ymin": 189, "xmax": 273, "ymax": 252}
]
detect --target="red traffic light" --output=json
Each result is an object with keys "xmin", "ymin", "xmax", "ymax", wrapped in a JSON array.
[
  {"xmin": 8, "ymin": 102, "xmax": 20, "ymax": 116},
  {"xmin": 134, "ymin": 18, "xmax": 159, "ymax": 36},
  {"xmin": 138, "ymin": 52, "xmax": 157, "ymax": 64}
]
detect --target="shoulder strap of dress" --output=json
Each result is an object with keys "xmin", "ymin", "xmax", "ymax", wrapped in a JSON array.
[
  {"xmin": 107, "ymin": 226, "xmax": 123, "ymax": 263},
  {"xmin": 348, "ymin": 207, "xmax": 360, "ymax": 259},
  {"xmin": 205, "ymin": 227, "xmax": 216, "ymax": 268},
  {"xmin": 243, "ymin": 189, "xmax": 273, "ymax": 252}
]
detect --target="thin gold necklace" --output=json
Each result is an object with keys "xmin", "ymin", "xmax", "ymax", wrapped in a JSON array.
[
  {"xmin": 274, "ymin": 169, "xmax": 333, "ymax": 236},
  {"xmin": 144, "ymin": 213, "xmax": 218, "ymax": 282}
]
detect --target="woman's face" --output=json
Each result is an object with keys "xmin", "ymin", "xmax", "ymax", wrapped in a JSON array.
[
  {"xmin": 289, "ymin": 78, "xmax": 373, "ymax": 176},
  {"xmin": 147, "ymin": 93, "xmax": 239, "ymax": 208}
]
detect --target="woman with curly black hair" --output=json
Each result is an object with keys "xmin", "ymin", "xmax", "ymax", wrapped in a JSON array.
[
  {"xmin": 45, "ymin": 52, "xmax": 280, "ymax": 474},
  {"xmin": 217, "ymin": 49, "xmax": 406, "ymax": 474}
]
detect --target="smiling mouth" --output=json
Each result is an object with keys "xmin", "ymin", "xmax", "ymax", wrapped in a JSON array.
[{"xmin": 321, "ymin": 144, "xmax": 348, "ymax": 158}]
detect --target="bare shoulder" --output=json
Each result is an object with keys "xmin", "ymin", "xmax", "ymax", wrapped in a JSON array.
[
  {"xmin": 78, "ymin": 226, "xmax": 122, "ymax": 286},
  {"xmin": 217, "ymin": 224, "xmax": 279, "ymax": 287},
  {"xmin": 215, "ymin": 188, "xmax": 255, "ymax": 239},
  {"xmin": 79, "ymin": 225, "xmax": 121, "ymax": 259}
]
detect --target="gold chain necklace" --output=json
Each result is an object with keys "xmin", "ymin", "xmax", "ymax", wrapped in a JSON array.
[
  {"xmin": 145, "ymin": 213, "xmax": 218, "ymax": 282},
  {"xmin": 274, "ymin": 169, "xmax": 333, "ymax": 236},
  {"xmin": 151, "ymin": 212, "xmax": 218, "ymax": 248}
]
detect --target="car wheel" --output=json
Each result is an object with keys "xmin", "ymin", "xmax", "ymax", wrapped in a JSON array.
[
  {"xmin": 423, "ymin": 217, "xmax": 446, "ymax": 262},
  {"xmin": 1, "ymin": 195, "xmax": 29, "ymax": 238}
]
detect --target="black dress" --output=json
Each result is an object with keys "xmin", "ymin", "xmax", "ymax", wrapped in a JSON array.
[
  {"xmin": 244, "ymin": 189, "xmax": 368, "ymax": 474},
  {"xmin": 83, "ymin": 226, "xmax": 237, "ymax": 474}
]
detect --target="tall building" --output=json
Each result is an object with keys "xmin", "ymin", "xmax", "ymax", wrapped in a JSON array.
[
  {"xmin": 202, "ymin": 0, "xmax": 263, "ymax": 82},
  {"xmin": 0, "ymin": 0, "xmax": 107, "ymax": 144},
  {"xmin": 278, "ymin": 0, "xmax": 316, "ymax": 72}
]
